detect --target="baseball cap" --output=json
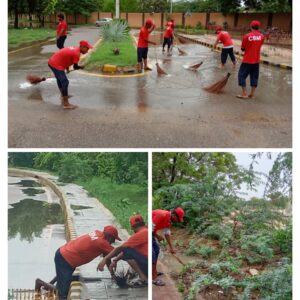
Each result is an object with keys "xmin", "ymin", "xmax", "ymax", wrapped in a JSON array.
[
  {"xmin": 250, "ymin": 20, "xmax": 261, "ymax": 28},
  {"xmin": 175, "ymin": 207, "xmax": 185, "ymax": 222},
  {"xmin": 145, "ymin": 19, "xmax": 153, "ymax": 26},
  {"xmin": 215, "ymin": 26, "xmax": 223, "ymax": 33},
  {"xmin": 104, "ymin": 225, "xmax": 121, "ymax": 241},
  {"xmin": 79, "ymin": 40, "xmax": 93, "ymax": 49},
  {"xmin": 129, "ymin": 214, "xmax": 145, "ymax": 227}
]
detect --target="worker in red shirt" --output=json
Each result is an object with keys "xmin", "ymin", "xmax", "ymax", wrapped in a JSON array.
[
  {"xmin": 48, "ymin": 40, "xmax": 93, "ymax": 109},
  {"xmin": 237, "ymin": 20, "xmax": 265, "ymax": 99},
  {"xmin": 213, "ymin": 26, "xmax": 236, "ymax": 68},
  {"xmin": 152, "ymin": 207, "xmax": 184, "ymax": 286},
  {"xmin": 166, "ymin": 19, "xmax": 175, "ymax": 44},
  {"xmin": 56, "ymin": 13, "xmax": 68, "ymax": 49},
  {"xmin": 137, "ymin": 19, "xmax": 156, "ymax": 73},
  {"xmin": 97, "ymin": 214, "xmax": 148, "ymax": 286},
  {"xmin": 52, "ymin": 225, "xmax": 121, "ymax": 300},
  {"xmin": 162, "ymin": 24, "xmax": 175, "ymax": 54}
]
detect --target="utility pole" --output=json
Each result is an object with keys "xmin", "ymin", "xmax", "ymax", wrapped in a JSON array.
[
  {"xmin": 116, "ymin": 0, "xmax": 120, "ymax": 19},
  {"xmin": 170, "ymin": 0, "xmax": 173, "ymax": 14}
]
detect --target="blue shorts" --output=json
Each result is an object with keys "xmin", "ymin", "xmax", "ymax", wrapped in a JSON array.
[
  {"xmin": 163, "ymin": 37, "xmax": 172, "ymax": 49},
  {"xmin": 54, "ymin": 248, "xmax": 75, "ymax": 300},
  {"xmin": 137, "ymin": 47, "xmax": 148, "ymax": 62},
  {"xmin": 238, "ymin": 63, "xmax": 260, "ymax": 87},
  {"xmin": 152, "ymin": 236, "xmax": 160, "ymax": 263},
  {"xmin": 122, "ymin": 248, "xmax": 148, "ymax": 277},
  {"xmin": 56, "ymin": 36, "xmax": 67, "ymax": 49}
]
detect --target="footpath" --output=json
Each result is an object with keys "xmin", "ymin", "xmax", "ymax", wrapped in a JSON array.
[{"xmin": 177, "ymin": 33, "xmax": 292, "ymax": 69}]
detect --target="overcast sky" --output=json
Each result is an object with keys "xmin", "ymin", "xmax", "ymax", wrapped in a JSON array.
[{"xmin": 233, "ymin": 152, "xmax": 279, "ymax": 200}]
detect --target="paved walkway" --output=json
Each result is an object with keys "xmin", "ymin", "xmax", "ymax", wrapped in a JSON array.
[
  {"xmin": 32, "ymin": 171, "xmax": 148, "ymax": 300},
  {"xmin": 177, "ymin": 33, "xmax": 292, "ymax": 69}
]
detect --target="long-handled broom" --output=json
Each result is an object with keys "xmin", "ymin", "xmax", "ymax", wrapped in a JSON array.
[
  {"xmin": 203, "ymin": 73, "xmax": 231, "ymax": 93},
  {"xmin": 154, "ymin": 45, "xmax": 168, "ymax": 75}
]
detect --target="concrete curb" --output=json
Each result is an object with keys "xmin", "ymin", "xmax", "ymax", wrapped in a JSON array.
[
  {"xmin": 8, "ymin": 169, "xmax": 84, "ymax": 300},
  {"xmin": 176, "ymin": 33, "xmax": 292, "ymax": 70},
  {"xmin": 8, "ymin": 37, "xmax": 56, "ymax": 54}
]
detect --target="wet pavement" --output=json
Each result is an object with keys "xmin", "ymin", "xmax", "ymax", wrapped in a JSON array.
[
  {"xmin": 8, "ymin": 27, "xmax": 292, "ymax": 148},
  {"xmin": 8, "ymin": 176, "xmax": 65, "ymax": 289},
  {"xmin": 54, "ymin": 178, "xmax": 148, "ymax": 299}
]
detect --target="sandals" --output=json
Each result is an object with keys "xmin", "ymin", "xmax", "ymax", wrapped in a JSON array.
[
  {"xmin": 152, "ymin": 279, "xmax": 165, "ymax": 286},
  {"xmin": 236, "ymin": 94, "xmax": 249, "ymax": 99},
  {"xmin": 157, "ymin": 272, "xmax": 164, "ymax": 276}
]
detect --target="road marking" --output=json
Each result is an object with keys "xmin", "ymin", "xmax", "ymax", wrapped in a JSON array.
[{"xmin": 77, "ymin": 70, "xmax": 151, "ymax": 78}]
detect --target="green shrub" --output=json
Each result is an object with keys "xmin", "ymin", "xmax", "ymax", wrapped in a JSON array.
[
  {"xmin": 199, "ymin": 245, "xmax": 215, "ymax": 258},
  {"xmin": 195, "ymin": 21, "xmax": 203, "ymax": 29},
  {"xmin": 272, "ymin": 223, "xmax": 292, "ymax": 255},
  {"xmin": 99, "ymin": 19, "xmax": 129, "ymax": 43}
]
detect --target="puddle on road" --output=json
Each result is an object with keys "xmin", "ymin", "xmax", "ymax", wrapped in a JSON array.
[
  {"xmin": 8, "ymin": 179, "xmax": 65, "ymax": 289},
  {"xmin": 71, "ymin": 204, "xmax": 92, "ymax": 210}
]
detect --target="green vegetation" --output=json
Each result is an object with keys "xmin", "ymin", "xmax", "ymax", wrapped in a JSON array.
[
  {"xmin": 78, "ymin": 177, "xmax": 147, "ymax": 232},
  {"xmin": 153, "ymin": 152, "xmax": 292, "ymax": 299},
  {"xmin": 9, "ymin": 152, "xmax": 148, "ymax": 232},
  {"xmin": 8, "ymin": 28, "xmax": 55, "ymax": 49}
]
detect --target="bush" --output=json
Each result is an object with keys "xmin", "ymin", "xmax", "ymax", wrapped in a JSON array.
[
  {"xmin": 272, "ymin": 223, "xmax": 292, "ymax": 255},
  {"xmin": 195, "ymin": 21, "xmax": 203, "ymax": 29},
  {"xmin": 203, "ymin": 224, "xmax": 233, "ymax": 246},
  {"xmin": 199, "ymin": 245, "xmax": 215, "ymax": 258}
]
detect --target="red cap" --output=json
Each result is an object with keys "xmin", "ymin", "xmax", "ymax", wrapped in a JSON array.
[
  {"xmin": 175, "ymin": 207, "xmax": 185, "ymax": 222},
  {"xmin": 129, "ymin": 214, "xmax": 144, "ymax": 227},
  {"xmin": 145, "ymin": 19, "xmax": 153, "ymax": 26},
  {"xmin": 79, "ymin": 40, "xmax": 93, "ymax": 49},
  {"xmin": 104, "ymin": 225, "xmax": 121, "ymax": 241},
  {"xmin": 215, "ymin": 26, "xmax": 223, "ymax": 33},
  {"xmin": 250, "ymin": 20, "xmax": 261, "ymax": 28}
]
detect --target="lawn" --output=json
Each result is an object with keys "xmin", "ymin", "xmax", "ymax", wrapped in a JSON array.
[
  {"xmin": 86, "ymin": 35, "xmax": 137, "ymax": 68},
  {"xmin": 78, "ymin": 177, "xmax": 148, "ymax": 233},
  {"xmin": 8, "ymin": 28, "xmax": 55, "ymax": 49}
]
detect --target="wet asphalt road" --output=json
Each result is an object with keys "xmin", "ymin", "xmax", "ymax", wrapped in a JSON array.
[{"xmin": 8, "ymin": 27, "xmax": 292, "ymax": 148}]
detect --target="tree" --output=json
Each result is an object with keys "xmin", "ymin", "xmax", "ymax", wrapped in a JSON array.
[
  {"xmin": 243, "ymin": 0, "xmax": 292, "ymax": 12},
  {"xmin": 35, "ymin": 0, "xmax": 58, "ymax": 26},
  {"xmin": 139, "ymin": 0, "xmax": 169, "ymax": 12}
]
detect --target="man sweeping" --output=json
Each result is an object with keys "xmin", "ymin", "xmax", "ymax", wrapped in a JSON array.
[
  {"xmin": 137, "ymin": 19, "xmax": 156, "ymax": 73},
  {"xmin": 152, "ymin": 207, "xmax": 185, "ymax": 286},
  {"xmin": 97, "ymin": 214, "xmax": 148, "ymax": 286},
  {"xmin": 48, "ymin": 40, "xmax": 93, "ymax": 109},
  {"xmin": 162, "ymin": 23, "xmax": 175, "ymax": 54},
  {"xmin": 213, "ymin": 26, "xmax": 236, "ymax": 68},
  {"xmin": 56, "ymin": 13, "xmax": 68, "ymax": 49},
  {"xmin": 237, "ymin": 20, "xmax": 264, "ymax": 99},
  {"xmin": 36, "ymin": 226, "xmax": 121, "ymax": 300}
]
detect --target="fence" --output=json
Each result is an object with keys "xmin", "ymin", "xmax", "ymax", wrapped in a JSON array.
[
  {"xmin": 8, "ymin": 289, "xmax": 58, "ymax": 300},
  {"xmin": 12, "ymin": 12, "xmax": 292, "ymax": 32}
]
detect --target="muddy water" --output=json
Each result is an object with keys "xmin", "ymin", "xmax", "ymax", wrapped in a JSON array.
[{"xmin": 8, "ymin": 176, "xmax": 65, "ymax": 289}]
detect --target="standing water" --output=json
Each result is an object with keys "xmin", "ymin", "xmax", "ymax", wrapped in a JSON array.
[{"xmin": 8, "ymin": 176, "xmax": 66, "ymax": 289}]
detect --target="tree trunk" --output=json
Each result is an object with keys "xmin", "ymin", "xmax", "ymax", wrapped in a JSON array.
[
  {"xmin": 29, "ymin": 13, "xmax": 32, "ymax": 28},
  {"xmin": 169, "ymin": 155, "xmax": 177, "ymax": 184},
  {"xmin": 14, "ymin": 6, "xmax": 18, "ymax": 29}
]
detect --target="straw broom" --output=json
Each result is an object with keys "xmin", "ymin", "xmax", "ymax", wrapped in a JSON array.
[
  {"xmin": 154, "ymin": 45, "xmax": 168, "ymax": 75},
  {"xmin": 203, "ymin": 73, "xmax": 231, "ymax": 93},
  {"xmin": 26, "ymin": 69, "xmax": 75, "ymax": 85}
]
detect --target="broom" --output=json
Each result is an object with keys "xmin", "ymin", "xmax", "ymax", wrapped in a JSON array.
[
  {"xmin": 26, "ymin": 69, "xmax": 75, "ymax": 85},
  {"xmin": 188, "ymin": 61, "xmax": 203, "ymax": 70},
  {"xmin": 154, "ymin": 45, "xmax": 168, "ymax": 75},
  {"xmin": 203, "ymin": 73, "xmax": 231, "ymax": 94},
  {"xmin": 171, "ymin": 253, "xmax": 185, "ymax": 266}
]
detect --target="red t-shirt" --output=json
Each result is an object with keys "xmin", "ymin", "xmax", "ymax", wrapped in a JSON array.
[
  {"xmin": 60, "ymin": 230, "xmax": 114, "ymax": 268},
  {"xmin": 138, "ymin": 27, "xmax": 150, "ymax": 48},
  {"xmin": 164, "ymin": 26, "xmax": 173, "ymax": 38},
  {"xmin": 48, "ymin": 47, "xmax": 81, "ymax": 70},
  {"xmin": 152, "ymin": 209, "xmax": 171, "ymax": 233},
  {"xmin": 166, "ymin": 21, "xmax": 175, "ymax": 27},
  {"xmin": 57, "ymin": 20, "xmax": 67, "ymax": 36},
  {"xmin": 122, "ymin": 226, "xmax": 148, "ymax": 258},
  {"xmin": 217, "ymin": 31, "xmax": 233, "ymax": 47},
  {"xmin": 241, "ymin": 30, "xmax": 265, "ymax": 64}
]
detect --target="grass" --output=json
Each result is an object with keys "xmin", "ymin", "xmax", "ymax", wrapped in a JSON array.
[
  {"xmin": 77, "ymin": 177, "xmax": 148, "ymax": 233},
  {"xmin": 86, "ymin": 35, "xmax": 137, "ymax": 68},
  {"xmin": 8, "ymin": 28, "xmax": 55, "ymax": 49}
]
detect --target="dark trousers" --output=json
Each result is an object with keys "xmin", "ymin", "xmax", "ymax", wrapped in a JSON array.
[
  {"xmin": 56, "ymin": 36, "xmax": 67, "ymax": 49},
  {"xmin": 54, "ymin": 249, "xmax": 75, "ymax": 300},
  {"xmin": 163, "ymin": 37, "xmax": 172, "ymax": 50},
  {"xmin": 221, "ymin": 47, "xmax": 236, "ymax": 65},
  {"xmin": 122, "ymin": 248, "xmax": 148, "ymax": 277},
  {"xmin": 238, "ymin": 63, "xmax": 260, "ymax": 87},
  {"xmin": 152, "ymin": 236, "xmax": 160, "ymax": 264},
  {"xmin": 48, "ymin": 64, "xmax": 69, "ymax": 96},
  {"xmin": 137, "ymin": 47, "xmax": 148, "ymax": 63}
]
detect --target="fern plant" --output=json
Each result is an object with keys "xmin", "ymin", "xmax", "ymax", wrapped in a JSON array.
[{"xmin": 99, "ymin": 19, "xmax": 129, "ymax": 55}]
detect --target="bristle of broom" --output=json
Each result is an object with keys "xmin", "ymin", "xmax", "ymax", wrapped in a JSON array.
[
  {"xmin": 178, "ymin": 48, "xmax": 187, "ymax": 56},
  {"xmin": 26, "ymin": 75, "xmax": 46, "ymax": 85},
  {"xmin": 189, "ymin": 62, "xmax": 203, "ymax": 69},
  {"xmin": 156, "ymin": 63, "xmax": 168, "ymax": 75},
  {"xmin": 203, "ymin": 73, "xmax": 231, "ymax": 93},
  {"xmin": 114, "ymin": 270, "xmax": 129, "ymax": 288}
]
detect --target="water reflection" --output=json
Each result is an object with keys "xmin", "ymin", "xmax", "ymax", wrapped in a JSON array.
[
  {"xmin": 10, "ymin": 179, "xmax": 42, "ymax": 188},
  {"xmin": 22, "ymin": 187, "xmax": 45, "ymax": 196},
  {"xmin": 8, "ymin": 199, "xmax": 64, "ymax": 242}
]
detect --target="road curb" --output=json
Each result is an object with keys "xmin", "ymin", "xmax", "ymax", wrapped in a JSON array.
[
  {"xmin": 176, "ymin": 34, "xmax": 292, "ymax": 70},
  {"xmin": 8, "ymin": 169, "xmax": 84, "ymax": 300},
  {"xmin": 8, "ymin": 37, "xmax": 56, "ymax": 54}
]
